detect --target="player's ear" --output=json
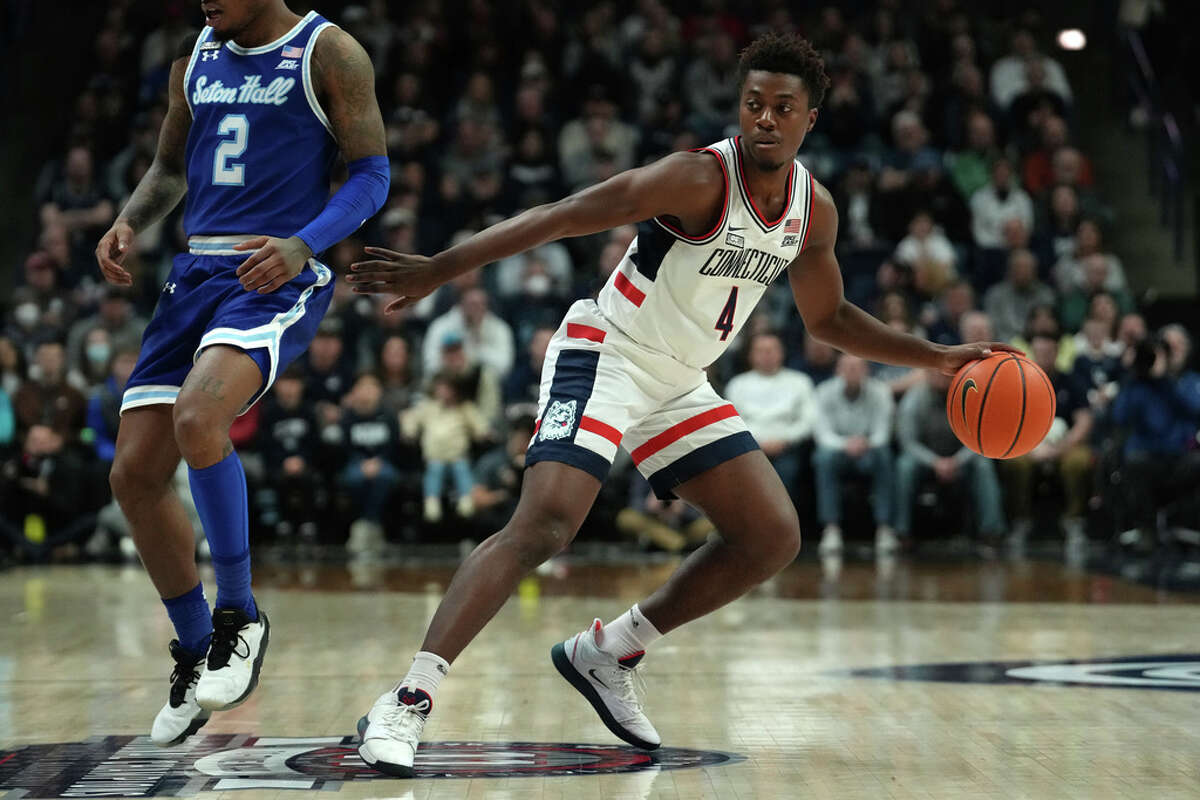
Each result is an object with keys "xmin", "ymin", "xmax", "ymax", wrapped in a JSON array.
[{"xmin": 806, "ymin": 108, "xmax": 818, "ymax": 133}]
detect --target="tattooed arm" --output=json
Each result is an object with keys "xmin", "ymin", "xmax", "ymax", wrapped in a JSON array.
[
  {"xmin": 95, "ymin": 34, "xmax": 196, "ymax": 286},
  {"xmin": 309, "ymin": 25, "xmax": 387, "ymax": 162},
  {"xmin": 234, "ymin": 26, "xmax": 389, "ymax": 293}
]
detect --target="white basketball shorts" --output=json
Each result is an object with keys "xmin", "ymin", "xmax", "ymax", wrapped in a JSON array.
[{"xmin": 527, "ymin": 299, "xmax": 757, "ymax": 499}]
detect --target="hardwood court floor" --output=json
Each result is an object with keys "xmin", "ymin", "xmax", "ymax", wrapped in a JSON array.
[{"xmin": 2, "ymin": 557, "xmax": 1199, "ymax": 799}]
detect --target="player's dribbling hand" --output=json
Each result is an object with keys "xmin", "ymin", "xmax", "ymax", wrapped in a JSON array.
[
  {"xmin": 347, "ymin": 247, "xmax": 441, "ymax": 313},
  {"xmin": 95, "ymin": 219, "xmax": 136, "ymax": 286},
  {"xmin": 936, "ymin": 342, "xmax": 1024, "ymax": 376},
  {"xmin": 235, "ymin": 236, "xmax": 313, "ymax": 293}
]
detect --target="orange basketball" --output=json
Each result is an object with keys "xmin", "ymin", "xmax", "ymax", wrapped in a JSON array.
[{"xmin": 945, "ymin": 353, "xmax": 1056, "ymax": 458}]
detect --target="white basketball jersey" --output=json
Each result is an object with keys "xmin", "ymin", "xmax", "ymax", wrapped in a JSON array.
[{"xmin": 596, "ymin": 137, "xmax": 814, "ymax": 369}]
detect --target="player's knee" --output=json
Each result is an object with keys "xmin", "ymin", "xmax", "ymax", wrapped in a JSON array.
[
  {"xmin": 109, "ymin": 454, "xmax": 165, "ymax": 505},
  {"xmin": 172, "ymin": 402, "xmax": 227, "ymax": 459},
  {"xmin": 505, "ymin": 505, "xmax": 579, "ymax": 570},
  {"xmin": 751, "ymin": 512, "xmax": 802, "ymax": 574}
]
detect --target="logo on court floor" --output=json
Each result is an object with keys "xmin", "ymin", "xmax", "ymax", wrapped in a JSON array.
[
  {"xmin": 0, "ymin": 735, "xmax": 744, "ymax": 796},
  {"xmin": 847, "ymin": 653, "xmax": 1200, "ymax": 691}
]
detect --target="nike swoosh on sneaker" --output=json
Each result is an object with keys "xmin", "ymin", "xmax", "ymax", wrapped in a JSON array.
[
  {"xmin": 588, "ymin": 668, "xmax": 610, "ymax": 689},
  {"xmin": 728, "ymin": 226, "xmax": 747, "ymax": 231}
]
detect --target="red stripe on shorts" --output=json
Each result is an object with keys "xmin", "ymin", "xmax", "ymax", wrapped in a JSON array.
[
  {"xmin": 566, "ymin": 323, "xmax": 607, "ymax": 343},
  {"xmin": 579, "ymin": 415, "xmax": 622, "ymax": 446},
  {"xmin": 613, "ymin": 271, "xmax": 646, "ymax": 306},
  {"xmin": 630, "ymin": 404, "xmax": 739, "ymax": 465}
]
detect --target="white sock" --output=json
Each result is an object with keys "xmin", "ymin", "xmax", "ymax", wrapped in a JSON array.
[
  {"xmin": 398, "ymin": 651, "xmax": 450, "ymax": 706},
  {"xmin": 600, "ymin": 604, "xmax": 662, "ymax": 659}
]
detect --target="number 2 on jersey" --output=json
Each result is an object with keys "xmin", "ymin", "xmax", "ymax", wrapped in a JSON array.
[
  {"xmin": 715, "ymin": 286, "xmax": 738, "ymax": 341},
  {"xmin": 212, "ymin": 114, "xmax": 249, "ymax": 186}
]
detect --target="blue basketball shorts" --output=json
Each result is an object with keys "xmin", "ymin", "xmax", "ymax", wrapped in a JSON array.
[{"xmin": 122, "ymin": 234, "xmax": 334, "ymax": 416}]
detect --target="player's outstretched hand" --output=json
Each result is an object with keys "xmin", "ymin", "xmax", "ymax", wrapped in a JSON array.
[
  {"xmin": 347, "ymin": 246, "xmax": 442, "ymax": 314},
  {"xmin": 95, "ymin": 220, "xmax": 135, "ymax": 286},
  {"xmin": 937, "ymin": 341, "xmax": 1024, "ymax": 376},
  {"xmin": 235, "ymin": 236, "xmax": 313, "ymax": 294}
]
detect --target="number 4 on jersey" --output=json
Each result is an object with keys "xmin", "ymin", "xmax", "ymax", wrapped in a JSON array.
[{"xmin": 715, "ymin": 286, "xmax": 738, "ymax": 341}]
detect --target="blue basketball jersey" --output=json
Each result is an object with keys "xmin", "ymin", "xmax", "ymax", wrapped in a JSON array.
[{"xmin": 182, "ymin": 11, "xmax": 339, "ymax": 238}]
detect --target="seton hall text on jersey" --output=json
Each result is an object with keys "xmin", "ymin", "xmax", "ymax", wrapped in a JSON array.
[
  {"xmin": 696, "ymin": 246, "xmax": 790, "ymax": 286},
  {"xmin": 192, "ymin": 74, "xmax": 295, "ymax": 106}
]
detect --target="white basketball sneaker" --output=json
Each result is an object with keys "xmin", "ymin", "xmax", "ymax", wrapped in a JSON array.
[
  {"xmin": 356, "ymin": 685, "xmax": 431, "ymax": 777},
  {"xmin": 551, "ymin": 619, "xmax": 661, "ymax": 750},
  {"xmin": 195, "ymin": 607, "xmax": 270, "ymax": 711},
  {"xmin": 150, "ymin": 640, "xmax": 211, "ymax": 746}
]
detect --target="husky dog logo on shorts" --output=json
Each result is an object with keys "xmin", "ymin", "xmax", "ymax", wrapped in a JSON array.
[{"xmin": 540, "ymin": 400, "xmax": 578, "ymax": 441}]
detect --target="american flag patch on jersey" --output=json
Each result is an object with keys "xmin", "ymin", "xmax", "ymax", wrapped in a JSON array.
[
  {"xmin": 281, "ymin": 45, "xmax": 305, "ymax": 58},
  {"xmin": 784, "ymin": 218, "xmax": 803, "ymax": 234}
]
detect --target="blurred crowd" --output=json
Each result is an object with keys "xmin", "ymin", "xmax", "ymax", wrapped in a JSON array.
[{"xmin": 3, "ymin": 0, "xmax": 1198, "ymax": 565}]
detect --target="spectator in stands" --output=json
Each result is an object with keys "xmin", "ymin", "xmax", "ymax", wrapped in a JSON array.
[
  {"xmin": 923, "ymin": 279, "xmax": 976, "ymax": 346},
  {"xmin": 1011, "ymin": 304, "xmax": 1076, "ymax": 372},
  {"xmin": 38, "ymin": 146, "xmax": 115, "ymax": 282},
  {"xmin": 812, "ymin": 355, "xmax": 896, "ymax": 556},
  {"xmin": 259, "ymin": 368, "xmax": 324, "ymax": 544},
  {"xmin": 832, "ymin": 158, "xmax": 884, "ymax": 251},
  {"xmin": 872, "ymin": 295, "xmax": 926, "ymax": 396},
  {"xmin": 1052, "ymin": 218, "xmax": 1128, "ymax": 295},
  {"xmin": 0, "ymin": 424, "xmax": 95, "ymax": 554},
  {"xmin": 895, "ymin": 369, "xmax": 1006, "ymax": 547},
  {"xmin": 617, "ymin": 471, "xmax": 715, "ymax": 553},
  {"xmin": 503, "ymin": 128, "xmax": 563, "ymax": 215},
  {"xmin": 301, "ymin": 320, "xmax": 355, "ymax": 408},
  {"xmin": 65, "ymin": 286, "xmax": 145, "ymax": 375},
  {"xmin": 559, "ymin": 88, "xmax": 638, "ymax": 192},
  {"xmin": 1008, "ymin": 58, "xmax": 1070, "ymax": 149},
  {"xmin": 958, "ymin": 310, "xmax": 995, "ymax": 345},
  {"xmin": 1050, "ymin": 146, "xmax": 1105, "ymax": 217},
  {"xmin": 504, "ymin": 325, "xmax": 555, "ymax": 405},
  {"xmin": 1023, "ymin": 116, "xmax": 1093, "ymax": 197},
  {"xmin": 1112, "ymin": 334, "xmax": 1200, "ymax": 544},
  {"xmin": 725, "ymin": 332, "xmax": 816, "ymax": 500},
  {"xmin": 1037, "ymin": 183, "xmax": 1083, "ymax": 268},
  {"xmin": 377, "ymin": 333, "xmax": 419, "ymax": 417},
  {"xmin": 998, "ymin": 333, "xmax": 1094, "ymax": 553},
  {"xmin": 1072, "ymin": 317, "xmax": 1123, "ymax": 411},
  {"xmin": 471, "ymin": 412, "xmax": 537, "ymax": 532},
  {"xmin": 1060, "ymin": 262, "xmax": 1135, "ymax": 334},
  {"xmin": 821, "ymin": 61, "xmax": 876, "ymax": 151},
  {"xmin": 947, "ymin": 109, "xmax": 1001, "ymax": 200},
  {"xmin": 12, "ymin": 252, "xmax": 73, "ymax": 348},
  {"xmin": 0, "ymin": 380, "xmax": 13, "ymax": 453},
  {"xmin": 789, "ymin": 329, "xmax": 838, "ymax": 385},
  {"xmin": 629, "ymin": 28, "xmax": 679, "ymax": 125},
  {"xmin": 989, "ymin": 27, "xmax": 1072, "ymax": 111},
  {"xmin": 423, "ymin": 287, "xmax": 515, "ymax": 379},
  {"xmin": 683, "ymin": 31, "xmax": 740, "ymax": 137},
  {"xmin": 494, "ymin": 241, "xmax": 573, "ymax": 305},
  {"xmin": 969, "ymin": 156, "xmax": 1034, "ymax": 250},
  {"xmin": 341, "ymin": 373, "xmax": 402, "ymax": 557},
  {"xmin": 893, "ymin": 209, "xmax": 958, "ymax": 298},
  {"xmin": 984, "ymin": 248, "xmax": 1056, "ymax": 341},
  {"xmin": 437, "ymin": 333, "xmax": 503, "ymax": 427},
  {"xmin": 14, "ymin": 340, "xmax": 86, "ymax": 442},
  {"xmin": 0, "ymin": 337, "xmax": 22, "ymax": 398},
  {"xmin": 403, "ymin": 371, "xmax": 490, "ymax": 523},
  {"xmin": 69, "ymin": 328, "xmax": 114, "ymax": 392}
]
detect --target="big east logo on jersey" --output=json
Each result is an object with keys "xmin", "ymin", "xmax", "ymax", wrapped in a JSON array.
[{"xmin": 192, "ymin": 74, "xmax": 295, "ymax": 106}]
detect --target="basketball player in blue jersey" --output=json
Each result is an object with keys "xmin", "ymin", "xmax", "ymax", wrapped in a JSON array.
[
  {"xmin": 94, "ymin": 0, "xmax": 388, "ymax": 746},
  {"xmin": 348, "ymin": 33, "xmax": 1015, "ymax": 776}
]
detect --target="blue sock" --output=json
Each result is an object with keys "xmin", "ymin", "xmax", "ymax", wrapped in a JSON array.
[
  {"xmin": 188, "ymin": 451, "xmax": 257, "ymax": 619},
  {"xmin": 162, "ymin": 583, "xmax": 213, "ymax": 656}
]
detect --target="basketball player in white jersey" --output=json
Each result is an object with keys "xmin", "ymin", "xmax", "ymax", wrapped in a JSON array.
[{"xmin": 348, "ymin": 33, "xmax": 1013, "ymax": 776}]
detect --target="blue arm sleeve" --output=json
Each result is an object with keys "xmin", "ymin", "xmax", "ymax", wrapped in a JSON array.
[{"xmin": 294, "ymin": 155, "xmax": 390, "ymax": 256}]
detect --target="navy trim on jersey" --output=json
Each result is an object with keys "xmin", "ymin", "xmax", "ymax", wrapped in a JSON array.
[
  {"xmin": 525, "ymin": 441, "xmax": 611, "ymax": 483},
  {"xmin": 526, "ymin": 348, "xmax": 611, "ymax": 482},
  {"xmin": 651, "ymin": 146, "xmax": 729, "ymax": 246},
  {"xmin": 646, "ymin": 431, "xmax": 759, "ymax": 500},
  {"xmin": 630, "ymin": 221, "xmax": 672, "ymax": 282},
  {"xmin": 731, "ymin": 136, "xmax": 796, "ymax": 233}
]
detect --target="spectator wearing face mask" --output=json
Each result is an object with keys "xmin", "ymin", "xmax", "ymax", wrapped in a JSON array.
[{"xmin": 14, "ymin": 340, "xmax": 87, "ymax": 442}]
